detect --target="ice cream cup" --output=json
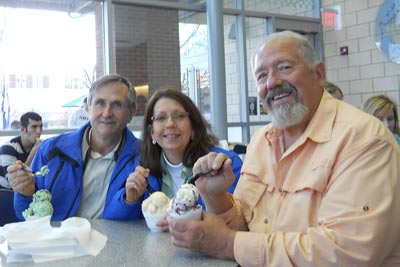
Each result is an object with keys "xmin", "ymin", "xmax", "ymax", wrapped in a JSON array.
[
  {"xmin": 169, "ymin": 206, "xmax": 202, "ymax": 221},
  {"xmin": 25, "ymin": 214, "xmax": 52, "ymax": 221},
  {"xmin": 25, "ymin": 215, "xmax": 41, "ymax": 221},
  {"xmin": 143, "ymin": 212, "xmax": 166, "ymax": 232}
]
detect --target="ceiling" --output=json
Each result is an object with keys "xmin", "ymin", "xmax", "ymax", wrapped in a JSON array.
[{"xmin": 0, "ymin": 0, "xmax": 97, "ymax": 15}]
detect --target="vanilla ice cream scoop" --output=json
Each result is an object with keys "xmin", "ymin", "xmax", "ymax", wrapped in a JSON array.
[
  {"xmin": 142, "ymin": 191, "xmax": 171, "ymax": 232},
  {"xmin": 168, "ymin": 183, "xmax": 201, "ymax": 217},
  {"xmin": 142, "ymin": 191, "xmax": 170, "ymax": 215}
]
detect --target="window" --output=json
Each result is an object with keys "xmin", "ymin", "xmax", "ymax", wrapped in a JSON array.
[
  {"xmin": 0, "ymin": 1, "xmax": 102, "ymax": 131},
  {"xmin": 112, "ymin": 4, "xmax": 210, "ymax": 130}
]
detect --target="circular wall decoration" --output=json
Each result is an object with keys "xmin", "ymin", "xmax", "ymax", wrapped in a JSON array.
[{"xmin": 375, "ymin": 0, "xmax": 400, "ymax": 64}]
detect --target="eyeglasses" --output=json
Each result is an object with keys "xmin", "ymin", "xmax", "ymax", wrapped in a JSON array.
[{"xmin": 151, "ymin": 111, "xmax": 189, "ymax": 124}]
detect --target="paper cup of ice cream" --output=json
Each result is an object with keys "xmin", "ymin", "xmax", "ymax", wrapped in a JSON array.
[
  {"xmin": 169, "ymin": 206, "xmax": 202, "ymax": 221},
  {"xmin": 168, "ymin": 183, "xmax": 202, "ymax": 221},
  {"xmin": 23, "ymin": 189, "xmax": 54, "ymax": 221},
  {"xmin": 25, "ymin": 215, "xmax": 41, "ymax": 221},
  {"xmin": 143, "ymin": 212, "xmax": 166, "ymax": 232},
  {"xmin": 142, "ymin": 191, "xmax": 170, "ymax": 232}
]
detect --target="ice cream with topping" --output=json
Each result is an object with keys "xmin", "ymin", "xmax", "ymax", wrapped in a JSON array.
[
  {"xmin": 23, "ymin": 189, "xmax": 53, "ymax": 220},
  {"xmin": 142, "ymin": 191, "xmax": 171, "ymax": 232},
  {"xmin": 168, "ymin": 183, "xmax": 202, "ymax": 220}
]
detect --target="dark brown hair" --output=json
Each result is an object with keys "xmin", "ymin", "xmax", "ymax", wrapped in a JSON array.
[
  {"xmin": 140, "ymin": 87, "xmax": 219, "ymax": 177},
  {"xmin": 20, "ymin": 112, "xmax": 42, "ymax": 128}
]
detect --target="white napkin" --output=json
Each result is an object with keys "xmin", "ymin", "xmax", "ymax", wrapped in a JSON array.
[{"xmin": 0, "ymin": 216, "xmax": 107, "ymax": 263}]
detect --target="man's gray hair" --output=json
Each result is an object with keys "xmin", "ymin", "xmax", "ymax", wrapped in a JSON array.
[
  {"xmin": 252, "ymin": 30, "xmax": 320, "ymax": 73},
  {"xmin": 88, "ymin": 74, "xmax": 137, "ymax": 107}
]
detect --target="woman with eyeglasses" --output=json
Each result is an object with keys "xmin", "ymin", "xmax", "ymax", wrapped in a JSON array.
[{"xmin": 125, "ymin": 87, "xmax": 242, "ymax": 228}]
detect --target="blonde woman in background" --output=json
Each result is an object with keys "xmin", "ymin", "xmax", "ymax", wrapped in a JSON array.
[
  {"xmin": 362, "ymin": 94, "xmax": 400, "ymax": 145},
  {"xmin": 325, "ymin": 81, "xmax": 343, "ymax": 100}
]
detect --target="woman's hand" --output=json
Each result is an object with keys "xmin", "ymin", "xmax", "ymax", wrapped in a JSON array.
[
  {"xmin": 155, "ymin": 214, "xmax": 170, "ymax": 232},
  {"xmin": 125, "ymin": 166, "xmax": 150, "ymax": 203}
]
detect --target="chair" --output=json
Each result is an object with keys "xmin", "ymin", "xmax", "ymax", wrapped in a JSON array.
[
  {"xmin": 233, "ymin": 144, "xmax": 247, "ymax": 160},
  {"xmin": 0, "ymin": 188, "xmax": 20, "ymax": 226},
  {"xmin": 233, "ymin": 144, "xmax": 247, "ymax": 154}
]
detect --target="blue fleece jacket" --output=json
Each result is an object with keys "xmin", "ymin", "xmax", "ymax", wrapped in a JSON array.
[{"xmin": 14, "ymin": 124, "xmax": 141, "ymax": 221}]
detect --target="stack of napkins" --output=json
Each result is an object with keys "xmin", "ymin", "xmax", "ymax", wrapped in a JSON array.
[{"xmin": 0, "ymin": 216, "xmax": 107, "ymax": 263}]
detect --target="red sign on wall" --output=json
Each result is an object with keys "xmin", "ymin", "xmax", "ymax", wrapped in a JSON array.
[{"xmin": 322, "ymin": 9, "xmax": 337, "ymax": 28}]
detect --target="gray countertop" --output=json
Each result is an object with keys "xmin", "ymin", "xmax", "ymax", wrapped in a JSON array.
[{"xmin": 1, "ymin": 219, "xmax": 238, "ymax": 267}]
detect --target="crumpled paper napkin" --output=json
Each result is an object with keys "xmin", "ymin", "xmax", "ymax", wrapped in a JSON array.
[{"xmin": 0, "ymin": 216, "xmax": 107, "ymax": 263}]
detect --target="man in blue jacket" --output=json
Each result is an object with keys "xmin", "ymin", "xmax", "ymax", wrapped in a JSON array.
[{"xmin": 8, "ymin": 74, "xmax": 141, "ymax": 221}]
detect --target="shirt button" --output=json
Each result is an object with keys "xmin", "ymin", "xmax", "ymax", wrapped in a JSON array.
[{"xmin": 264, "ymin": 218, "xmax": 269, "ymax": 224}]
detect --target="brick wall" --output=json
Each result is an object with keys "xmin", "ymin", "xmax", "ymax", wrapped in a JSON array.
[
  {"xmin": 322, "ymin": 0, "xmax": 400, "ymax": 108},
  {"xmin": 114, "ymin": 5, "xmax": 181, "ymax": 95}
]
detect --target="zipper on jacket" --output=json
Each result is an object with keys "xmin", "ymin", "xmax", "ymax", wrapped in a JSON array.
[{"xmin": 49, "ymin": 161, "xmax": 64, "ymax": 192}]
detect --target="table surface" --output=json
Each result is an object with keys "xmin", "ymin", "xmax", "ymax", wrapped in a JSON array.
[{"xmin": 0, "ymin": 219, "xmax": 238, "ymax": 267}]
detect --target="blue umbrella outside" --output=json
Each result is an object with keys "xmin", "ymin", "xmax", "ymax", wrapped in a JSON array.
[{"xmin": 62, "ymin": 95, "xmax": 86, "ymax": 107}]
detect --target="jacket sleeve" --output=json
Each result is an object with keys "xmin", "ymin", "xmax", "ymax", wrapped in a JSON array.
[
  {"xmin": 227, "ymin": 151, "xmax": 242, "ymax": 194},
  {"xmin": 109, "ymin": 173, "xmax": 160, "ymax": 220},
  {"xmin": 13, "ymin": 192, "xmax": 32, "ymax": 221},
  {"xmin": 102, "ymin": 188, "xmax": 146, "ymax": 220},
  {"xmin": 13, "ymin": 141, "xmax": 50, "ymax": 220},
  {"xmin": 211, "ymin": 147, "xmax": 243, "ymax": 194},
  {"xmin": 102, "ymin": 148, "xmax": 155, "ymax": 220}
]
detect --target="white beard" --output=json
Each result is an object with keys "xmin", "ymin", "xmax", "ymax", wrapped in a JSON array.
[{"xmin": 268, "ymin": 101, "xmax": 308, "ymax": 129}]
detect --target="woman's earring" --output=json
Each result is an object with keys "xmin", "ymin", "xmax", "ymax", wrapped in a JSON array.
[{"xmin": 152, "ymin": 139, "xmax": 156, "ymax": 145}]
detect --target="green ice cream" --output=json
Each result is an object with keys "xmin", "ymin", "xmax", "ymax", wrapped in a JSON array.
[
  {"xmin": 32, "ymin": 200, "xmax": 54, "ymax": 217},
  {"xmin": 33, "ymin": 189, "xmax": 52, "ymax": 202},
  {"xmin": 23, "ymin": 189, "xmax": 53, "ymax": 220},
  {"xmin": 35, "ymin": 165, "xmax": 50, "ymax": 177}
]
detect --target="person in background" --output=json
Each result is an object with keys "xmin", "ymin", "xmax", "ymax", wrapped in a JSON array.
[
  {"xmin": 0, "ymin": 112, "xmax": 43, "ymax": 189},
  {"xmin": 362, "ymin": 94, "xmax": 400, "ymax": 145},
  {"xmin": 68, "ymin": 96, "xmax": 89, "ymax": 128},
  {"xmin": 167, "ymin": 31, "xmax": 400, "ymax": 266},
  {"xmin": 125, "ymin": 88, "xmax": 242, "ymax": 229},
  {"xmin": 325, "ymin": 81, "xmax": 343, "ymax": 100},
  {"xmin": 10, "ymin": 120, "xmax": 21, "ymax": 130},
  {"xmin": 7, "ymin": 74, "xmax": 142, "ymax": 221}
]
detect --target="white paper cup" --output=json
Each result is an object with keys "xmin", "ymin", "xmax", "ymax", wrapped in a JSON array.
[
  {"xmin": 169, "ymin": 206, "xmax": 202, "ymax": 221},
  {"xmin": 143, "ymin": 213, "xmax": 165, "ymax": 232},
  {"xmin": 25, "ymin": 215, "xmax": 40, "ymax": 221}
]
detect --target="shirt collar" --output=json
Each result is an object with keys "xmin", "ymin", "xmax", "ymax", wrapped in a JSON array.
[
  {"xmin": 160, "ymin": 155, "xmax": 192, "ymax": 198},
  {"xmin": 84, "ymin": 126, "xmax": 125, "ymax": 159},
  {"xmin": 304, "ymin": 91, "xmax": 337, "ymax": 143},
  {"xmin": 82, "ymin": 127, "xmax": 125, "ymax": 172}
]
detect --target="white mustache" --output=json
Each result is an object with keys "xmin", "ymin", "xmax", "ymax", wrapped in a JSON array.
[{"xmin": 266, "ymin": 84, "xmax": 297, "ymax": 104}]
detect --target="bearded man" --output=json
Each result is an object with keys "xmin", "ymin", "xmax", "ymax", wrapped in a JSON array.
[{"xmin": 167, "ymin": 31, "xmax": 400, "ymax": 267}]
